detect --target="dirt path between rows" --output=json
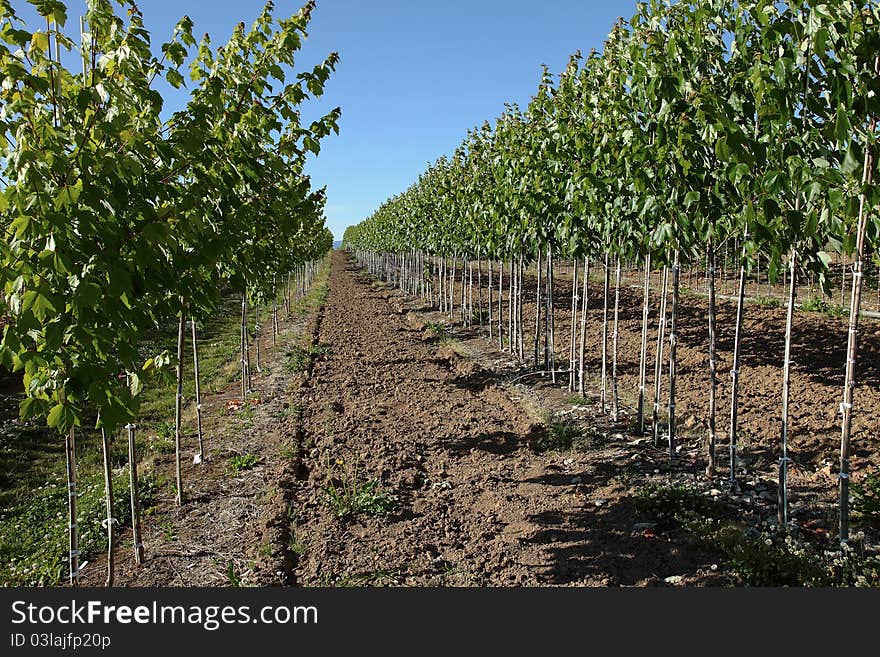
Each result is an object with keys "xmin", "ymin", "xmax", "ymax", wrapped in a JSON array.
[{"xmin": 291, "ymin": 251, "xmax": 723, "ymax": 586}]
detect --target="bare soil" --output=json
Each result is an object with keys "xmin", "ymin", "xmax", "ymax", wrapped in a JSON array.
[{"xmin": 289, "ymin": 252, "xmax": 725, "ymax": 586}]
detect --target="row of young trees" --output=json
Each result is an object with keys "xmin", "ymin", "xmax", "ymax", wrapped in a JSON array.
[
  {"xmin": 0, "ymin": 0, "xmax": 338, "ymax": 584},
  {"xmin": 345, "ymin": 0, "xmax": 879, "ymax": 543}
]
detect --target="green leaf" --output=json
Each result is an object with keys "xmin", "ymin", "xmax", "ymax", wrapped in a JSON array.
[
  {"xmin": 129, "ymin": 372, "xmax": 143, "ymax": 397},
  {"xmin": 30, "ymin": 30, "xmax": 48, "ymax": 53},
  {"xmin": 0, "ymin": 345, "xmax": 13, "ymax": 370},
  {"xmin": 834, "ymin": 106, "xmax": 851, "ymax": 147},
  {"xmin": 20, "ymin": 396, "xmax": 49, "ymax": 420},
  {"xmin": 303, "ymin": 135, "xmax": 320, "ymax": 155},
  {"xmin": 714, "ymin": 136, "xmax": 729, "ymax": 162},
  {"xmin": 30, "ymin": 0, "xmax": 66, "ymax": 26},
  {"xmin": 53, "ymin": 180, "xmax": 82, "ymax": 211},
  {"xmin": 166, "ymin": 68, "xmax": 185, "ymax": 89},
  {"xmin": 21, "ymin": 290, "xmax": 56, "ymax": 321},
  {"xmin": 46, "ymin": 402, "xmax": 77, "ymax": 432},
  {"xmin": 76, "ymin": 281, "xmax": 101, "ymax": 308},
  {"xmin": 10, "ymin": 215, "xmax": 30, "ymax": 238},
  {"xmin": 43, "ymin": 321, "xmax": 64, "ymax": 351},
  {"xmin": 841, "ymin": 141, "xmax": 861, "ymax": 177}
]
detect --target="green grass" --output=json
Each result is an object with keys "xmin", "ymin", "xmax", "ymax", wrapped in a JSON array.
[
  {"xmin": 323, "ymin": 466, "xmax": 398, "ymax": 520},
  {"xmin": 530, "ymin": 419, "xmax": 605, "ymax": 453},
  {"xmin": 801, "ymin": 295, "xmax": 848, "ymax": 317},
  {"xmin": 318, "ymin": 567, "xmax": 404, "ymax": 587},
  {"xmin": 141, "ymin": 420, "xmax": 176, "ymax": 455},
  {"xmin": 285, "ymin": 343, "xmax": 331, "ymax": 374},
  {"xmin": 425, "ymin": 322, "xmax": 447, "ymax": 336},
  {"xmin": 634, "ymin": 483, "xmax": 730, "ymax": 532},
  {"xmin": 0, "ymin": 256, "xmax": 333, "ymax": 586},
  {"xmin": 751, "ymin": 294, "xmax": 782, "ymax": 308},
  {"xmin": 470, "ymin": 309, "xmax": 490, "ymax": 324},
  {"xmin": 852, "ymin": 467, "xmax": 880, "ymax": 522},
  {"xmin": 228, "ymin": 453, "xmax": 262, "ymax": 474},
  {"xmin": 288, "ymin": 532, "xmax": 308, "ymax": 560},
  {"xmin": 226, "ymin": 560, "xmax": 242, "ymax": 587},
  {"xmin": 279, "ymin": 403, "xmax": 302, "ymax": 419},
  {"xmin": 0, "ymin": 470, "xmax": 157, "ymax": 585},
  {"xmin": 294, "ymin": 261, "xmax": 331, "ymax": 316},
  {"xmin": 136, "ymin": 296, "xmax": 253, "ymax": 422}
]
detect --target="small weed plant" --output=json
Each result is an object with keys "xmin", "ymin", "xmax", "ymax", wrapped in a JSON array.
[
  {"xmin": 323, "ymin": 457, "xmax": 398, "ymax": 519},
  {"xmin": 228, "ymin": 454, "xmax": 262, "ymax": 474}
]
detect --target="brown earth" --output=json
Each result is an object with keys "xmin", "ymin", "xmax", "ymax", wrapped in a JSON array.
[{"xmin": 289, "ymin": 252, "xmax": 726, "ymax": 586}]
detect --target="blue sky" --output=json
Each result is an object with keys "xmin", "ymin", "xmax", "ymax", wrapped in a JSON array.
[
  {"xmin": 297, "ymin": 0, "xmax": 634, "ymax": 239},
  {"xmin": 18, "ymin": 1, "xmax": 637, "ymax": 238}
]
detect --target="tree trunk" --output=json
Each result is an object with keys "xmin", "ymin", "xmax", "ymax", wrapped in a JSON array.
[
  {"xmin": 65, "ymin": 425, "xmax": 79, "ymax": 585},
  {"xmin": 668, "ymin": 251, "xmax": 681, "ymax": 460},
  {"xmin": 254, "ymin": 305, "xmax": 262, "ymax": 373},
  {"xmin": 548, "ymin": 251, "xmax": 556, "ymax": 383},
  {"xmin": 460, "ymin": 255, "xmax": 467, "ymax": 324},
  {"xmin": 728, "ymin": 235, "xmax": 748, "ymax": 488},
  {"xmin": 652, "ymin": 266, "xmax": 670, "ymax": 447},
  {"xmin": 839, "ymin": 113, "xmax": 875, "ymax": 543},
  {"xmin": 601, "ymin": 254, "xmax": 610, "ymax": 414},
  {"xmin": 101, "ymin": 427, "xmax": 114, "ymax": 587},
  {"xmin": 438, "ymin": 257, "xmax": 445, "ymax": 312},
  {"xmin": 517, "ymin": 258, "xmax": 525, "ymax": 360},
  {"xmin": 534, "ymin": 249, "xmax": 543, "ymax": 368},
  {"xmin": 191, "ymin": 318, "xmax": 204, "ymax": 463},
  {"xmin": 174, "ymin": 310, "xmax": 185, "ymax": 506},
  {"xmin": 611, "ymin": 257, "xmax": 622, "ymax": 421},
  {"xmin": 240, "ymin": 295, "xmax": 247, "ymax": 399},
  {"xmin": 508, "ymin": 259, "xmax": 514, "ymax": 353},
  {"xmin": 127, "ymin": 422, "xmax": 144, "ymax": 564},
  {"xmin": 779, "ymin": 245, "xmax": 798, "ymax": 527},
  {"xmin": 488, "ymin": 259, "xmax": 494, "ymax": 340},
  {"xmin": 467, "ymin": 258, "xmax": 474, "ymax": 326},
  {"xmin": 245, "ymin": 297, "xmax": 253, "ymax": 393},
  {"xmin": 498, "ymin": 259, "xmax": 504, "ymax": 350},
  {"xmin": 272, "ymin": 284, "xmax": 278, "ymax": 346},
  {"xmin": 707, "ymin": 244, "xmax": 718, "ymax": 476},
  {"xmin": 578, "ymin": 257, "xmax": 590, "ymax": 396},
  {"xmin": 477, "ymin": 251, "xmax": 483, "ymax": 329},
  {"xmin": 637, "ymin": 254, "xmax": 651, "ymax": 434},
  {"xmin": 569, "ymin": 258, "xmax": 579, "ymax": 393},
  {"xmin": 450, "ymin": 257, "xmax": 457, "ymax": 319}
]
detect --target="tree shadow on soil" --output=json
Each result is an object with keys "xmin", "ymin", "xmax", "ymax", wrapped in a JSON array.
[
  {"xmin": 521, "ymin": 504, "xmax": 720, "ymax": 585},
  {"xmin": 519, "ymin": 461, "xmax": 723, "ymax": 586},
  {"xmin": 447, "ymin": 369, "xmax": 502, "ymax": 393},
  {"xmin": 441, "ymin": 427, "xmax": 547, "ymax": 457}
]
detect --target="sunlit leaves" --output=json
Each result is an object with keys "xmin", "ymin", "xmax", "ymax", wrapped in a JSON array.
[
  {"xmin": 346, "ymin": 0, "xmax": 877, "ymax": 295},
  {"xmin": 1, "ymin": 0, "xmax": 339, "ymax": 434},
  {"xmin": 28, "ymin": 0, "xmax": 66, "ymax": 26}
]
